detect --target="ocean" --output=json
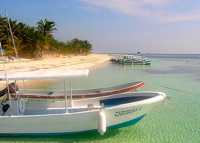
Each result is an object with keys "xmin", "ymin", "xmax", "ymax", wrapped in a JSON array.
[{"xmin": 0, "ymin": 54, "xmax": 199, "ymax": 143}]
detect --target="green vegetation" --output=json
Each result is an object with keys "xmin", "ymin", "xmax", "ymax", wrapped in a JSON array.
[{"xmin": 0, "ymin": 16, "xmax": 93, "ymax": 58}]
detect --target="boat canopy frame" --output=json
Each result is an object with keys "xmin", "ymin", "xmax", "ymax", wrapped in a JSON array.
[
  {"xmin": 0, "ymin": 69, "xmax": 89, "ymax": 114},
  {"xmin": 0, "ymin": 69, "xmax": 89, "ymax": 81}
]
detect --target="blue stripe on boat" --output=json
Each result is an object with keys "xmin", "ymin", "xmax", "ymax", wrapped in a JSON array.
[
  {"xmin": 0, "ymin": 114, "xmax": 146, "ymax": 136},
  {"xmin": 107, "ymin": 114, "xmax": 146, "ymax": 129}
]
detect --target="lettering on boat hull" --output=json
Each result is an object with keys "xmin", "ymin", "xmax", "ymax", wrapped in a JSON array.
[
  {"xmin": 115, "ymin": 107, "xmax": 142, "ymax": 117},
  {"xmin": 28, "ymin": 99, "xmax": 48, "ymax": 102}
]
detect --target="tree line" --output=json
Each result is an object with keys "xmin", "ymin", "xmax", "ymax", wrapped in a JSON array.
[{"xmin": 0, "ymin": 16, "xmax": 93, "ymax": 58}]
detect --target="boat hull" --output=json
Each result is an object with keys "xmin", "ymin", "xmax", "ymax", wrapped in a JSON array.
[
  {"xmin": 12, "ymin": 81, "xmax": 145, "ymax": 102},
  {"xmin": 123, "ymin": 60, "xmax": 152, "ymax": 65},
  {"xmin": 0, "ymin": 92, "xmax": 166, "ymax": 136},
  {"xmin": 0, "ymin": 104, "xmax": 153, "ymax": 136}
]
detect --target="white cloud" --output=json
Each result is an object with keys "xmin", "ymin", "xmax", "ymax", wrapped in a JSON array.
[
  {"xmin": 80, "ymin": 0, "xmax": 200, "ymax": 22},
  {"xmin": 141, "ymin": 0, "xmax": 174, "ymax": 5}
]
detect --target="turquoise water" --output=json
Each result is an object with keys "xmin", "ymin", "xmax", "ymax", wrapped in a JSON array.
[{"xmin": 1, "ymin": 54, "xmax": 199, "ymax": 143}]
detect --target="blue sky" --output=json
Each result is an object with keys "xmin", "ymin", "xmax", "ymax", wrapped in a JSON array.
[{"xmin": 1, "ymin": 0, "xmax": 200, "ymax": 54}]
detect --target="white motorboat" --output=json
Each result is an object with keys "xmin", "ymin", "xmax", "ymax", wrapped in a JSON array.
[{"xmin": 0, "ymin": 69, "xmax": 166, "ymax": 136}]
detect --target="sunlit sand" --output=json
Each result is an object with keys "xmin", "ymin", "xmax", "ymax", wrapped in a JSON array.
[
  {"xmin": 0, "ymin": 54, "xmax": 110, "ymax": 72},
  {"xmin": 0, "ymin": 54, "xmax": 110, "ymax": 88}
]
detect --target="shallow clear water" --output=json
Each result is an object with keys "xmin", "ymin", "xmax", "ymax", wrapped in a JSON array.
[{"xmin": 1, "ymin": 54, "xmax": 200, "ymax": 143}]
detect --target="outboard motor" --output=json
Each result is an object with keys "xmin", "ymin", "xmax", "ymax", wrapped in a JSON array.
[
  {"xmin": 0, "ymin": 83, "xmax": 21, "ymax": 116},
  {"xmin": 0, "ymin": 82, "xmax": 19, "ymax": 97},
  {"xmin": 9, "ymin": 82, "xmax": 19, "ymax": 93},
  {"xmin": 1, "ymin": 103, "xmax": 10, "ymax": 116},
  {"xmin": 1, "ymin": 98, "xmax": 25, "ymax": 116}
]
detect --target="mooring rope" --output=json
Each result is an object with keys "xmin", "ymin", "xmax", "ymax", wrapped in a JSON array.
[
  {"xmin": 146, "ymin": 81, "xmax": 200, "ymax": 124},
  {"xmin": 147, "ymin": 81, "xmax": 200, "ymax": 96},
  {"xmin": 163, "ymin": 100, "xmax": 200, "ymax": 124}
]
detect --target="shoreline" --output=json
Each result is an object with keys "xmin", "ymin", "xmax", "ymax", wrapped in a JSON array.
[
  {"xmin": 0, "ymin": 54, "xmax": 111, "ymax": 88},
  {"xmin": 0, "ymin": 54, "xmax": 110, "ymax": 72}
]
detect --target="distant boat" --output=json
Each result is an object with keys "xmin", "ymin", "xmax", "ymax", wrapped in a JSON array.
[
  {"xmin": 0, "ymin": 69, "xmax": 166, "ymax": 136},
  {"xmin": 8, "ymin": 81, "xmax": 145, "ymax": 102},
  {"xmin": 122, "ymin": 54, "xmax": 152, "ymax": 65},
  {"xmin": 110, "ymin": 54, "xmax": 152, "ymax": 65},
  {"xmin": 123, "ymin": 60, "xmax": 152, "ymax": 65}
]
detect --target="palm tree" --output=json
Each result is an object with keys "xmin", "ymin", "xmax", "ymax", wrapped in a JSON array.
[
  {"xmin": 25, "ymin": 27, "xmax": 44, "ymax": 58},
  {"xmin": 1, "ymin": 16, "xmax": 92, "ymax": 58},
  {"xmin": 81, "ymin": 40, "xmax": 92, "ymax": 54},
  {"xmin": 14, "ymin": 22, "xmax": 29, "ymax": 41},
  {"xmin": 65, "ymin": 38, "xmax": 93, "ymax": 55},
  {"xmin": 3, "ymin": 39, "xmax": 27, "ymax": 56},
  {"xmin": 0, "ymin": 16, "xmax": 14, "ymax": 44},
  {"xmin": 36, "ymin": 19, "xmax": 57, "ymax": 37}
]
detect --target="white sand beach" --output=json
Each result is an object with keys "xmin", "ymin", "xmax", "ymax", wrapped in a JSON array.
[
  {"xmin": 0, "ymin": 54, "xmax": 110, "ymax": 88},
  {"xmin": 0, "ymin": 54, "xmax": 110, "ymax": 72}
]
